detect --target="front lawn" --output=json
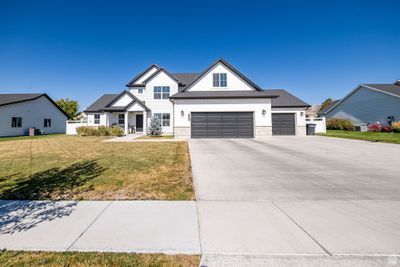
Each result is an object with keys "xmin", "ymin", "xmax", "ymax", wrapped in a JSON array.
[
  {"xmin": 0, "ymin": 135, "xmax": 194, "ymax": 200},
  {"xmin": 137, "ymin": 135, "xmax": 174, "ymax": 140},
  {"xmin": 0, "ymin": 251, "xmax": 200, "ymax": 267},
  {"xmin": 318, "ymin": 130, "xmax": 400, "ymax": 144}
]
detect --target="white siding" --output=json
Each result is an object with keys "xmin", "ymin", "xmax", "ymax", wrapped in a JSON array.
[
  {"xmin": 111, "ymin": 94, "xmax": 133, "ymax": 107},
  {"xmin": 326, "ymin": 86, "xmax": 400, "ymax": 125},
  {"xmin": 134, "ymin": 66, "xmax": 159, "ymax": 84},
  {"xmin": 174, "ymin": 98, "xmax": 272, "ymax": 128},
  {"xmin": 0, "ymin": 96, "xmax": 67, "ymax": 136},
  {"xmin": 272, "ymin": 107, "xmax": 307, "ymax": 127},
  {"xmin": 187, "ymin": 63, "xmax": 255, "ymax": 91},
  {"xmin": 86, "ymin": 113, "xmax": 107, "ymax": 126}
]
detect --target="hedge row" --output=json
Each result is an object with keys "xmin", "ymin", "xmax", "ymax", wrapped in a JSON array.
[{"xmin": 76, "ymin": 126, "xmax": 124, "ymax": 136}]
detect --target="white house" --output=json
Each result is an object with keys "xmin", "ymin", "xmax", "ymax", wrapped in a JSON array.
[
  {"xmin": 318, "ymin": 81, "xmax": 400, "ymax": 126},
  {"xmin": 84, "ymin": 59, "xmax": 310, "ymax": 138},
  {"xmin": 0, "ymin": 94, "xmax": 68, "ymax": 137}
]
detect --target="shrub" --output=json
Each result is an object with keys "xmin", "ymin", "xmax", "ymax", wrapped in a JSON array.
[
  {"xmin": 392, "ymin": 121, "xmax": 400, "ymax": 133},
  {"xmin": 110, "ymin": 126, "xmax": 124, "ymax": 137},
  {"xmin": 326, "ymin": 118, "xmax": 355, "ymax": 131},
  {"xmin": 148, "ymin": 117, "xmax": 162, "ymax": 136},
  {"xmin": 367, "ymin": 123, "xmax": 381, "ymax": 132},
  {"xmin": 98, "ymin": 126, "xmax": 111, "ymax": 136},
  {"xmin": 381, "ymin": 125, "xmax": 392, "ymax": 133}
]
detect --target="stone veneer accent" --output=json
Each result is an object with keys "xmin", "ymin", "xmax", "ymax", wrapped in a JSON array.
[
  {"xmin": 255, "ymin": 126, "xmax": 272, "ymax": 137},
  {"xmin": 174, "ymin": 126, "xmax": 191, "ymax": 139},
  {"xmin": 297, "ymin": 125, "xmax": 307, "ymax": 136}
]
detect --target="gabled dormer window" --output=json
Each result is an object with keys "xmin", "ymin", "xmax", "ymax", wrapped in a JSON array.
[{"xmin": 213, "ymin": 73, "xmax": 227, "ymax": 87}]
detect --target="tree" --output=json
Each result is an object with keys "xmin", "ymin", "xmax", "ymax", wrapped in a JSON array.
[
  {"xmin": 148, "ymin": 117, "xmax": 162, "ymax": 136},
  {"xmin": 320, "ymin": 98, "xmax": 332, "ymax": 110},
  {"xmin": 55, "ymin": 98, "xmax": 80, "ymax": 120}
]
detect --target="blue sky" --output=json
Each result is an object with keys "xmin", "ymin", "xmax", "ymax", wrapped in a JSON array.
[{"xmin": 1, "ymin": 0, "xmax": 399, "ymax": 110}]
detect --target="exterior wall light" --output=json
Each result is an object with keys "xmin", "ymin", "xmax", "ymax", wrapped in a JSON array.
[
  {"xmin": 188, "ymin": 113, "xmax": 191, "ymax": 121},
  {"xmin": 181, "ymin": 110, "xmax": 184, "ymax": 117},
  {"xmin": 262, "ymin": 109, "xmax": 266, "ymax": 116},
  {"xmin": 300, "ymin": 111, "xmax": 305, "ymax": 117}
]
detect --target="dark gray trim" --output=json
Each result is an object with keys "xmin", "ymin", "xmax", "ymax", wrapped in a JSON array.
[
  {"xmin": 170, "ymin": 91, "xmax": 279, "ymax": 99},
  {"xmin": 103, "ymin": 90, "xmax": 150, "ymax": 112},
  {"xmin": 142, "ymin": 68, "xmax": 179, "ymax": 84},
  {"xmin": 182, "ymin": 58, "xmax": 263, "ymax": 92},
  {"xmin": 125, "ymin": 64, "xmax": 159, "ymax": 87}
]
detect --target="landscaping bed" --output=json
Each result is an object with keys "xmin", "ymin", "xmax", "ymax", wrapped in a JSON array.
[
  {"xmin": 318, "ymin": 130, "xmax": 400, "ymax": 144},
  {"xmin": 0, "ymin": 135, "xmax": 194, "ymax": 200},
  {"xmin": 0, "ymin": 251, "xmax": 200, "ymax": 267}
]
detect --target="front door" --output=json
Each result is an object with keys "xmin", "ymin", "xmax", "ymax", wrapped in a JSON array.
[{"xmin": 136, "ymin": 114, "xmax": 143, "ymax": 132}]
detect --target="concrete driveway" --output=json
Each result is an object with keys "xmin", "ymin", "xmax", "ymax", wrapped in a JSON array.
[{"xmin": 189, "ymin": 136, "xmax": 400, "ymax": 260}]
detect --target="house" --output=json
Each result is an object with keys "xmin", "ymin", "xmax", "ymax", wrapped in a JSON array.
[
  {"xmin": 84, "ymin": 59, "xmax": 310, "ymax": 138},
  {"xmin": 0, "ymin": 94, "xmax": 68, "ymax": 137},
  {"xmin": 318, "ymin": 81, "xmax": 400, "ymax": 126}
]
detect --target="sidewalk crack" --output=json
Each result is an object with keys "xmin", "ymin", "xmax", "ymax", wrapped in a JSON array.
[
  {"xmin": 272, "ymin": 201, "xmax": 332, "ymax": 256},
  {"xmin": 66, "ymin": 201, "xmax": 113, "ymax": 251}
]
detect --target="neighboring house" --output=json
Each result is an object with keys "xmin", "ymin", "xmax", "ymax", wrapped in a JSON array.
[
  {"xmin": 306, "ymin": 105, "xmax": 321, "ymax": 119},
  {"xmin": 84, "ymin": 59, "xmax": 310, "ymax": 138},
  {"xmin": 0, "ymin": 94, "xmax": 68, "ymax": 137},
  {"xmin": 318, "ymin": 81, "xmax": 400, "ymax": 126}
]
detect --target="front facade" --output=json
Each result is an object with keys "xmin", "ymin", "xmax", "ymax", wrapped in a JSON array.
[
  {"xmin": 85, "ymin": 59, "xmax": 310, "ymax": 138},
  {"xmin": 318, "ymin": 82, "xmax": 400, "ymax": 126},
  {"xmin": 0, "ymin": 94, "xmax": 68, "ymax": 137}
]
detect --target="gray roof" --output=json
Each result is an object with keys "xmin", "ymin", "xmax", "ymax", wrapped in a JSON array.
[
  {"xmin": 264, "ymin": 89, "xmax": 310, "ymax": 107},
  {"xmin": 0, "ymin": 93, "xmax": 44, "ymax": 106},
  {"xmin": 0, "ymin": 93, "xmax": 69, "ymax": 118},
  {"xmin": 171, "ymin": 73, "xmax": 200, "ymax": 86},
  {"xmin": 317, "ymin": 99, "xmax": 341, "ymax": 115},
  {"xmin": 363, "ymin": 83, "xmax": 400, "ymax": 97},
  {"xmin": 84, "ymin": 94, "xmax": 118, "ymax": 112},
  {"xmin": 170, "ymin": 90, "xmax": 279, "ymax": 99}
]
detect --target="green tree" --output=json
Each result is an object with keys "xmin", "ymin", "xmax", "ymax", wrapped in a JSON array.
[
  {"xmin": 320, "ymin": 98, "xmax": 332, "ymax": 110},
  {"xmin": 55, "ymin": 98, "xmax": 80, "ymax": 120}
]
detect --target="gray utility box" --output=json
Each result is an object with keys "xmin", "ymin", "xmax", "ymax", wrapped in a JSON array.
[{"xmin": 306, "ymin": 124, "xmax": 316, "ymax": 135}]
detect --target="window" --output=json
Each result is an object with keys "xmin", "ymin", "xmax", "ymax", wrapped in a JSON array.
[
  {"xmin": 213, "ymin": 73, "xmax": 227, "ymax": 87},
  {"xmin": 154, "ymin": 113, "xmax": 170, "ymax": 127},
  {"xmin": 94, "ymin": 114, "xmax": 100, "ymax": 124},
  {"xmin": 118, "ymin": 114, "xmax": 125, "ymax": 124},
  {"xmin": 44, "ymin": 118, "xmax": 52, "ymax": 127},
  {"xmin": 138, "ymin": 88, "xmax": 143, "ymax": 94},
  {"xmin": 154, "ymin": 86, "xmax": 170, "ymax": 99},
  {"xmin": 11, "ymin": 117, "xmax": 22, "ymax": 128}
]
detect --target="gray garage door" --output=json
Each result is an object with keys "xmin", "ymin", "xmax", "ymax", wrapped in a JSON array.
[
  {"xmin": 272, "ymin": 113, "xmax": 296, "ymax": 135},
  {"xmin": 191, "ymin": 112, "xmax": 254, "ymax": 138}
]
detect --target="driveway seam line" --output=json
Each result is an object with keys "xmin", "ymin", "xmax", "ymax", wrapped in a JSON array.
[
  {"xmin": 271, "ymin": 201, "xmax": 332, "ymax": 256},
  {"xmin": 66, "ymin": 201, "xmax": 114, "ymax": 251}
]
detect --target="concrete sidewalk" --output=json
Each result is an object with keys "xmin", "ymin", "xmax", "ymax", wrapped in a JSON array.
[{"xmin": 0, "ymin": 200, "xmax": 200, "ymax": 254}]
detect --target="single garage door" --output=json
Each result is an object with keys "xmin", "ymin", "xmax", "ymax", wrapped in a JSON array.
[
  {"xmin": 191, "ymin": 112, "xmax": 254, "ymax": 138},
  {"xmin": 272, "ymin": 113, "xmax": 296, "ymax": 135}
]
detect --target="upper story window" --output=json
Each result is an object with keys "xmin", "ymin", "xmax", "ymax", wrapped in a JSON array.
[
  {"xmin": 94, "ymin": 114, "xmax": 100, "ymax": 124},
  {"xmin": 44, "ymin": 118, "xmax": 52, "ymax": 127},
  {"xmin": 11, "ymin": 117, "xmax": 22, "ymax": 128},
  {"xmin": 138, "ymin": 88, "xmax": 144, "ymax": 94},
  {"xmin": 213, "ymin": 73, "xmax": 227, "ymax": 87},
  {"xmin": 118, "ymin": 114, "xmax": 125, "ymax": 124},
  {"xmin": 154, "ymin": 86, "xmax": 170, "ymax": 99}
]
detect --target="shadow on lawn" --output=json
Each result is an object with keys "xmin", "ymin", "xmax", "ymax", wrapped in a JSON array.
[
  {"xmin": 0, "ymin": 160, "xmax": 105, "ymax": 200},
  {"xmin": 0, "ymin": 160, "xmax": 105, "ymax": 234}
]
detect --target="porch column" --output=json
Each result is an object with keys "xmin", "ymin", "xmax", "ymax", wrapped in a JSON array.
[
  {"xmin": 124, "ymin": 112, "xmax": 129, "ymax": 135},
  {"xmin": 143, "ymin": 111, "xmax": 147, "ymax": 135}
]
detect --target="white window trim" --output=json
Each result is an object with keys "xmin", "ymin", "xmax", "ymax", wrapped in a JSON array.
[
  {"xmin": 154, "ymin": 113, "xmax": 170, "ymax": 127},
  {"xmin": 154, "ymin": 86, "xmax": 170, "ymax": 100}
]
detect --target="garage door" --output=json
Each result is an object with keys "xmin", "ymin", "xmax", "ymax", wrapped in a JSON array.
[
  {"xmin": 272, "ymin": 113, "xmax": 296, "ymax": 135},
  {"xmin": 191, "ymin": 112, "xmax": 254, "ymax": 138}
]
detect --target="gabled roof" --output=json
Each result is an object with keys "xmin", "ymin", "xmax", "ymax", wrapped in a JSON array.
[
  {"xmin": 181, "ymin": 58, "xmax": 263, "ymax": 92},
  {"xmin": 0, "ymin": 93, "xmax": 69, "ymax": 118},
  {"xmin": 362, "ymin": 83, "xmax": 400, "ymax": 97},
  {"xmin": 317, "ymin": 99, "xmax": 341, "ymax": 115},
  {"xmin": 84, "ymin": 91, "xmax": 150, "ymax": 113},
  {"xmin": 142, "ymin": 68, "xmax": 179, "ymax": 84},
  {"xmin": 125, "ymin": 64, "xmax": 159, "ymax": 87},
  {"xmin": 264, "ymin": 89, "xmax": 311, "ymax": 107}
]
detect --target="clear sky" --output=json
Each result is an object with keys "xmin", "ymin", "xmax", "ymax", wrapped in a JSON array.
[{"xmin": 1, "ymin": 0, "xmax": 399, "ymax": 110}]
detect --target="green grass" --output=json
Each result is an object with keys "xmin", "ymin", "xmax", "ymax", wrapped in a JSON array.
[
  {"xmin": 318, "ymin": 130, "xmax": 400, "ymax": 144},
  {"xmin": 0, "ymin": 251, "xmax": 200, "ymax": 267},
  {"xmin": 0, "ymin": 135, "xmax": 194, "ymax": 200}
]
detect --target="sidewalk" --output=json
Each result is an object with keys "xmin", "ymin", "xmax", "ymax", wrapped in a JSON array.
[{"xmin": 0, "ymin": 200, "xmax": 200, "ymax": 254}]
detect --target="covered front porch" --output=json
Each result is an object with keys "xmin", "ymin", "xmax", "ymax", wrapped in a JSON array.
[{"xmin": 105, "ymin": 111, "xmax": 148, "ymax": 135}]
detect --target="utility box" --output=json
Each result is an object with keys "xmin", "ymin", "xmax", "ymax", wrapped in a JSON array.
[
  {"xmin": 306, "ymin": 124, "xmax": 316, "ymax": 135},
  {"xmin": 28, "ymin": 128, "xmax": 35, "ymax": 136}
]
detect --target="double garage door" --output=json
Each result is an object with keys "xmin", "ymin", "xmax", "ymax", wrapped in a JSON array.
[
  {"xmin": 191, "ymin": 112, "xmax": 254, "ymax": 138},
  {"xmin": 190, "ymin": 112, "xmax": 296, "ymax": 138}
]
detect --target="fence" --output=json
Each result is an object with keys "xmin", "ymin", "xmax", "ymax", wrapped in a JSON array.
[
  {"xmin": 66, "ymin": 120, "xmax": 88, "ymax": 135},
  {"xmin": 306, "ymin": 117, "xmax": 326, "ymax": 133}
]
